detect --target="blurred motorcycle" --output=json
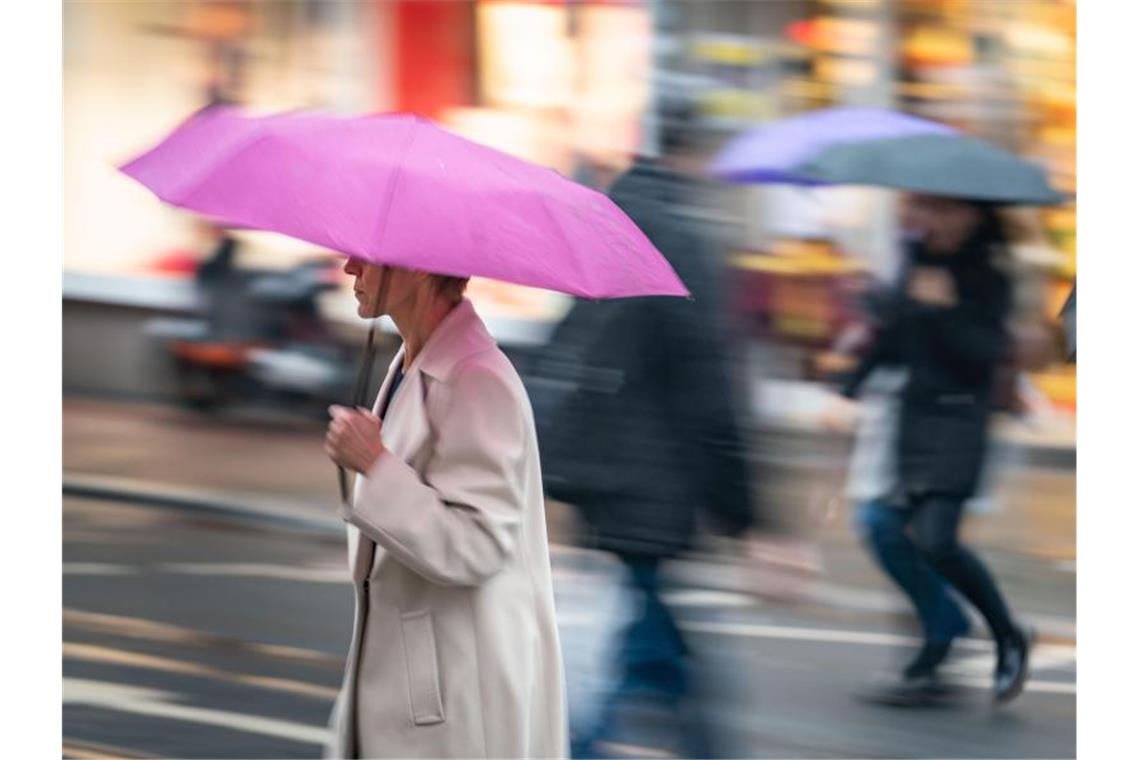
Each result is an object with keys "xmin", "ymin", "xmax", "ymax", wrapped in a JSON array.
[{"xmin": 147, "ymin": 257, "xmax": 354, "ymax": 417}]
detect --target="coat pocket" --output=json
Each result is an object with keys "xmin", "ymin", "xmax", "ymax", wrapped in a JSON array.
[{"xmin": 399, "ymin": 611, "xmax": 446, "ymax": 726}]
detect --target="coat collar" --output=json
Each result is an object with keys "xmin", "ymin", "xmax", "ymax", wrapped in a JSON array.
[
  {"xmin": 352, "ymin": 299, "xmax": 494, "ymax": 582},
  {"xmin": 402, "ymin": 298, "xmax": 496, "ymax": 383}
]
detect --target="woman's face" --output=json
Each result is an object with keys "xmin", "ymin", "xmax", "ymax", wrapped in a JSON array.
[
  {"xmin": 901, "ymin": 194, "xmax": 983, "ymax": 255},
  {"xmin": 342, "ymin": 259, "xmax": 421, "ymax": 318}
]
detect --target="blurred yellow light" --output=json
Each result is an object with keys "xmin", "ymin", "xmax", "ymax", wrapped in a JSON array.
[
  {"xmin": 781, "ymin": 78, "xmax": 834, "ymax": 102},
  {"xmin": 896, "ymin": 80, "xmax": 969, "ymax": 100},
  {"xmin": 814, "ymin": 56, "xmax": 878, "ymax": 86},
  {"xmin": 903, "ymin": 26, "xmax": 973, "ymax": 66},
  {"xmin": 732, "ymin": 247, "xmax": 867, "ymax": 276},
  {"xmin": 691, "ymin": 38, "xmax": 769, "ymax": 66},
  {"xmin": 701, "ymin": 89, "xmax": 777, "ymax": 122}
]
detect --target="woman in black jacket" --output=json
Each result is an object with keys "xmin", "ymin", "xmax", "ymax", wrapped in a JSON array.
[{"xmin": 840, "ymin": 194, "xmax": 1032, "ymax": 703}]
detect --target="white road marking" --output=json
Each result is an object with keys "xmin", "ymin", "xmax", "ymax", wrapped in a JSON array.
[
  {"xmin": 63, "ymin": 642, "xmax": 337, "ymax": 699},
  {"xmin": 63, "ymin": 563, "xmax": 139, "ymax": 576},
  {"xmin": 63, "ymin": 678, "xmax": 330, "ymax": 746},
  {"xmin": 159, "ymin": 562, "xmax": 348, "ymax": 583},
  {"xmin": 942, "ymin": 647, "xmax": 1076, "ymax": 678},
  {"xmin": 679, "ymin": 619, "xmax": 1074, "ymax": 657},
  {"xmin": 594, "ymin": 740, "xmax": 679, "ymax": 758},
  {"xmin": 62, "ymin": 739, "xmax": 152, "ymax": 759},
  {"xmin": 557, "ymin": 612, "xmax": 607, "ymax": 627},
  {"xmin": 63, "ymin": 609, "xmax": 341, "ymax": 666},
  {"xmin": 63, "ymin": 562, "xmax": 348, "ymax": 583},
  {"xmin": 954, "ymin": 675, "xmax": 1076, "ymax": 695},
  {"xmin": 677, "ymin": 620, "xmax": 1075, "ymax": 695},
  {"xmin": 661, "ymin": 590, "xmax": 761, "ymax": 608}
]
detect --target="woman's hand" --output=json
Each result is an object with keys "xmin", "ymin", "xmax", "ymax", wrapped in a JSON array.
[
  {"xmin": 325, "ymin": 405, "xmax": 386, "ymax": 475},
  {"xmin": 907, "ymin": 266, "xmax": 957, "ymax": 307}
]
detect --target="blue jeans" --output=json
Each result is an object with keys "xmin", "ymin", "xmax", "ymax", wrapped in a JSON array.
[{"xmin": 855, "ymin": 500, "xmax": 972, "ymax": 644}]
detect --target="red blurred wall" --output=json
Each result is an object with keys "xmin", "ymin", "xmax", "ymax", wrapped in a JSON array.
[{"xmin": 391, "ymin": 0, "xmax": 478, "ymax": 118}]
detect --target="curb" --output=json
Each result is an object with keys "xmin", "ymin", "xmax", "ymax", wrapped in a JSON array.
[{"xmin": 63, "ymin": 474, "xmax": 343, "ymax": 537}]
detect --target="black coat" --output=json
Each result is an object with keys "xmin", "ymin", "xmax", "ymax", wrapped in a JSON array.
[
  {"xmin": 843, "ymin": 238, "xmax": 1012, "ymax": 499},
  {"xmin": 530, "ymin": 161, "xmax": 754, "ymax": 557}
]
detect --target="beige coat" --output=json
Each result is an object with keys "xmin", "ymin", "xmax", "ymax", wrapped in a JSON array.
[{"xmin": 325, "ymin": 299, "xmax": 568, "ymax": 759}]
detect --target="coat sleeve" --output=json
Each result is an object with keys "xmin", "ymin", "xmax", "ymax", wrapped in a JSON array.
[
  {"xmin": 840, "ymin": 294, "xmax": 905, "ymax": 399},
  {"xmin": 841, "ymin": 328, "xmax": 895, "ymax": 398},
  {"xmin": 340, "ymin": 357, "xmax": 524, "ymax": 587}
]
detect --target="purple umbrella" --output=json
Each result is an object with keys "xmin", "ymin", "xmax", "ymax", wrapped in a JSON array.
[
  {"xmin": 120, "ymin": 107, "xmax": 689, "ymax": 299},
  {"xmin": 710, "ymin": 107, "xmax": 958, "ymax": 185}
]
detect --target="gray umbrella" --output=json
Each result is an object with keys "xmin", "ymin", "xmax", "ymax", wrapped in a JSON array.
[{"xmin": 797, "ymin": 134, "xmax": 1067, "ymax": 205}]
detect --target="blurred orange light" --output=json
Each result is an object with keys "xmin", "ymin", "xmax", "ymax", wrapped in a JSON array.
[
  {"xmin": 786, "ymin": 20, "xmax": 818, "ymax": 48},
  {"xmin": 185, "ymin": 2, "xmax": 251, "ymax": 41}
]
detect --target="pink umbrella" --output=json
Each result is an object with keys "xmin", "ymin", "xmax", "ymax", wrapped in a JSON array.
[
  {"xmin": 120, "ymin": 107, "xmax": 688, "ymax": 299},
  {"xmin": 123, "ymin": 107, "xmax": 690, "ymax": 501}
]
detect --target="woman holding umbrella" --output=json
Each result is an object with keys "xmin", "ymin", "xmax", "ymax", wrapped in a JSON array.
[
  {"xmin": 715, "ymin": 118, "xmax": 1061, "ymax": 704},
  {"xmin": 797, "ymin": 132, "xmax": 1067, "ymax": 704},
  {"xmin": 120, "ymin": 109, "xmax": 691, "ymax": 758},
  {"xmin": 832, "ymin": 192, "xmax": 1033, "ymax": 703},
  {"xmin": 322, "ymin": 261, "xmax": 568, "ymax": 758}
]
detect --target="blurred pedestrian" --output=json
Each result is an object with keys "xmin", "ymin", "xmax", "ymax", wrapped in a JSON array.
[
  {"xmin": 1060, "ymin": 282, "xmax": 1076, "ymax": 362},
  {"xmin": 826, "ymin": 194, "xmax": 1034, "ymax": 705},
  {"xmin": 534, "ymin": 108, "xmax": 756, "ymax": 757},
  {"xmin": 193, "ymin": 222, "xmax": 243, "ymax": 337},
  {"xmin": 323, "ymin": 262, "xmax": 568, "ymax": 758},
  {"xmin": 829, "ymin": 273, "xmax": 974, "ymax": 706}
]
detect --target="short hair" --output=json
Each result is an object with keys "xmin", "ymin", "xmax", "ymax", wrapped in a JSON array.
[{"xmin": 431, "ymin": 273, "xmax": 470, "ymax": 302}]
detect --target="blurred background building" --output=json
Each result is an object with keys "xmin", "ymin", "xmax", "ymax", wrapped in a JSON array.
[{"xmin": 64, "ymin": 0, "xmax": 1074, "ymax": 415}]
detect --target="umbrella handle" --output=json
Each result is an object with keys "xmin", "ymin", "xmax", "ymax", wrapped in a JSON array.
[
  {"xmin": 338, "ymin": 466, "xmax": 350, "ymax": 504},
  {"xmin": 336, "ymin": 270, "xmax": 388, "ymax": 505},
  {"xmin": 336, "ymin": 321, "xmax": 378, "ymax": 504}
]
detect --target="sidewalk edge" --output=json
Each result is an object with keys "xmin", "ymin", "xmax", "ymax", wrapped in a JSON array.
[{"xmin": 63, "ymin": 473, "xmax": 343, "ymax": 537}]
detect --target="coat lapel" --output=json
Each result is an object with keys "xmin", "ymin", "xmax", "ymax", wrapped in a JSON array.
[
  {"xmin": 345, "ymin": 300, "xmax": 497, "ymax": 583},
  {"xmin": 347, "ymin": 347, "xmax": 404, "ymax": 583}
]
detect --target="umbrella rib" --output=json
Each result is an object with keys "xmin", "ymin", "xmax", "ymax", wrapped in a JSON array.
[
  {"xmin": 150, "ymin": 113, "xmax": 271, "ymax": 216},
  {"xmin": 367, "ymin": 117, "xmax": 422, "ymax": 262},
  {"xmin": 533, "ymin": 191, "xmax": 597, "ymax": 298}
]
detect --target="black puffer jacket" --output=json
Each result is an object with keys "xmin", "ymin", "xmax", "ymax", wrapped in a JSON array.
[{"xmin": 530, "ymin": 160, "xmax": 754, "ymax": 557}]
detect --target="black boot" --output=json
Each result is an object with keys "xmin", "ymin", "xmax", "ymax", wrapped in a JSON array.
[
  {"xmin": 995, "ymin": 625, "xmax": 1035, "ymax": 703},
  {"xmin": 904, "ymin": 640, "xmax": 954, "ymax": 680}
]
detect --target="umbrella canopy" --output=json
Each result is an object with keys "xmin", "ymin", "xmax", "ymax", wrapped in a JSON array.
[
  {"xmin": 710, "ymin": 107, "xmax": 957, "ymax": 185},
  {"xmin": 796, "ymin": 133, "xmax": 1067, "ymax": 205},
  {"xmin": 120, "ymin": 107, "xmax": 689, "ymax": 299}
]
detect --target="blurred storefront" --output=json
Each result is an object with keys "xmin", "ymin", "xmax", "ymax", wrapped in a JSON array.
[
  {"xmin": 663, "ymin": 0, "xmax": 1074, "ymax": 406},
  {"xmin": 65, "ymin": 0, "xmax": 382, "ymax": 277},
  {"xmin": 65, "ymin": 0, "xmax": 653, "ymax": 334},
  {"xmin": 64, "ymin": 0, "xmax": 1075, "ymax": 407}
]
